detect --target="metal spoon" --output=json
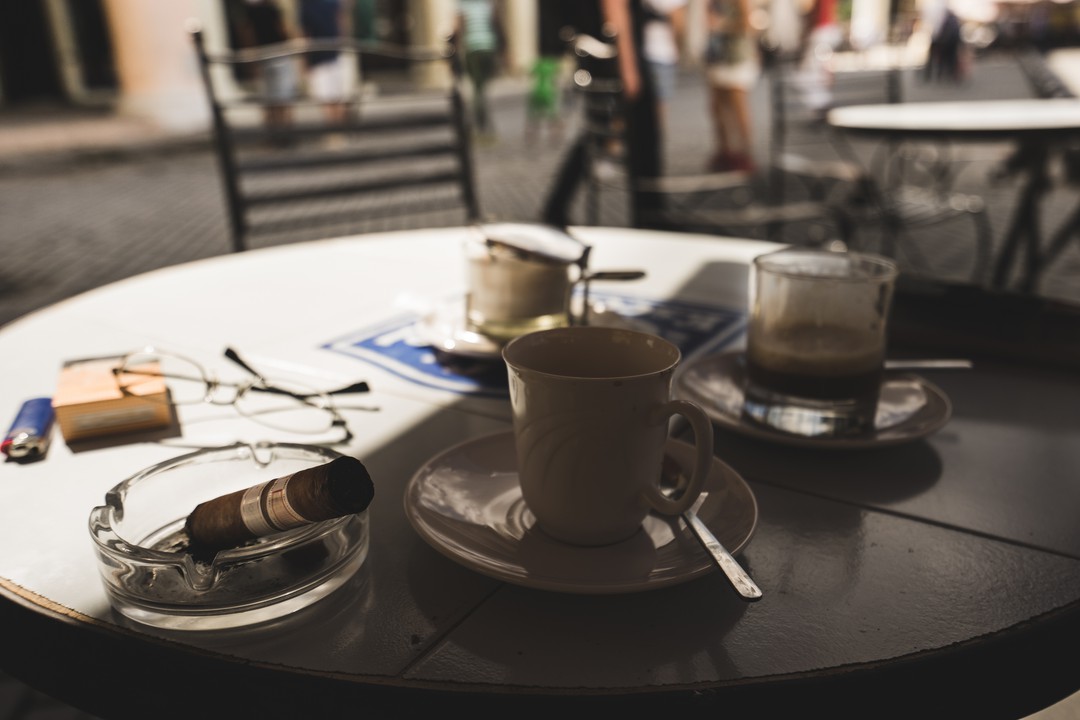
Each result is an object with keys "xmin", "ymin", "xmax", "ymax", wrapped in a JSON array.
[
  {"xmin": 662, "ymin": 456, "xmax": 762, "ymax": 602},
  {"xmin": 683, "ymin": 507, "xmax": 762, "ymax": 601},
  {"xmin": 884, "ymin": 358, "xmax": 973, "ymax": 370}
]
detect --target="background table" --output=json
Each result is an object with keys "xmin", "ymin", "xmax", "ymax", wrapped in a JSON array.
[
  {"xmin": 828, "ymin": 98, "xmax": 1080, "ymax": 293},
  {"xmin": 1, "ymin": 227, "xmax": 1078, "ymax": 719}
]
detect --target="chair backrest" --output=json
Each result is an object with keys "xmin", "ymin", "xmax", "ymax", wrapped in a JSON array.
[{"xmin": 190, "ymin": 26, "xmax": 480, "ymax": 253}]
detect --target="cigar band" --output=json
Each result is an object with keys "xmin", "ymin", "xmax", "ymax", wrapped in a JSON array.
[{"xmin": 240, "ymin": 474, "xmax": 309, "ymax": 536}]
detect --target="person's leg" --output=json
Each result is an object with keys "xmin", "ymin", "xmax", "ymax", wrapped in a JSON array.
[
  {"xmin": 465, "ymin": 51, "xmax": 495, "ymax": 135},
  {"xmin": 309, "ymin": 57, "xmax": 349, "ymax": 126},
  {"xmin": 728, "ymin": 86, "xmax": 755, "ymax": 171},
  {"xmin": 325, "ymin": 102, "xmax": 348, "ymax": 124},
  {"xmin": 525, "ymin": 92, "xmax": 539, "ymax": 143},
  {"xmin": 943, "ymin": 40, "xmax": 959, "ymax": 81},
  {"xmin": 541, "ymin": 133, "xmax": 588, "ymax": 228},
  {"xmin": 535, "ymin": 59, "xmax": 561, "ymax": 143},
  {"xmin": 709, "ymin": 84, "xmax": 732, "ymax": 170},
  {"xmin": 464, "ymin": 52, "xmax": 480, "ymax": 129},
  {"xmin": 648, "ymin": 59, "xmax": 674, "ymax": 131},
  {"xmin": 475, "ymin": 52, "xmax": 494, "ymax": 134},
  {"xmin": 624, "ymin": 75, "xmax": 664, "ymax": 228},
  {"xmin": 266, "ymin": 105, "xmax": 286, "ymax": 130},
  {"xmin": 262, "ymin": 57, "xmax": 296, "ymax": 138}
]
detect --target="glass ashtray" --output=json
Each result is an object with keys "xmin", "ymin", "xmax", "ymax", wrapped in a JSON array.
[{"xmin": 89, "ymin": 442, "xmax": 370, "ymax": 631}]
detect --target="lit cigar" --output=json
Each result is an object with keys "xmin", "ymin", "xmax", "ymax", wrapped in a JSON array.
[{"xmin": 184, "ymin": 456, "xmax": 374, "ymax": 557}]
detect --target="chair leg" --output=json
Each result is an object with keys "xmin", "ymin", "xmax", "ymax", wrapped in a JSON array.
[
  {"xmin": 1028, "ymin": 199, "xmax": 1080, "ymax": 293},
  {"xmin": 971, "ymin": 209, "xmax": 994, "ymax": 287},
  {"xmin": 586, "ymin": 169, "xmax": 599, "ymax": 226},
  {"xmin": 229, "ymin": 223, "xmax": 247, "ymax": 254}
]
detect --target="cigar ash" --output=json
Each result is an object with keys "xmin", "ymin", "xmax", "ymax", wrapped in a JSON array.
[{"xmin": 138, "ymin": 524, "xmax": 333, "ymax": 598}]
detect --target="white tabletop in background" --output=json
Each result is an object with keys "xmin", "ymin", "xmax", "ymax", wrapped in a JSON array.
[{"xmin": 827, "ymin": 97, "xmax": 1080, "ymax": 134}]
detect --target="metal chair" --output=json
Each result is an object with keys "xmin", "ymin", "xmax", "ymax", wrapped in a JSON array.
[
  {"xmin": 566, "ymin": 32, "xmax": 851, "ymax": 247},
  {"xmin": 828, "ymin": 135, "xmax": 994, "ymax": 284},
  {"xmin": 766, "ymin": 52, "xmax": 993, "ymax": 283},
  {"xmin": 190, "ymin": 25, "xmax": 480, "ymax": 253}
]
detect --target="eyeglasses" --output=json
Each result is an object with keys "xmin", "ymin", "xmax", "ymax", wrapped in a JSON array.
[{"xmin": 112, "ymin": 346, "xmax": 370, "ymax": 442}]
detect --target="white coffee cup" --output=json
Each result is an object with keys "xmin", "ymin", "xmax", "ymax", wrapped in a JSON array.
[
  {"xmin": 463, "ymin": 223, "xmax": 590, "ymax": 343},
  {"xmin": 465, "ymin": 238, "xmax": 577, "ymax": 341},
  {"xmin": 502, "ymin": 326, "xmax": 714, "ymax": 546}
]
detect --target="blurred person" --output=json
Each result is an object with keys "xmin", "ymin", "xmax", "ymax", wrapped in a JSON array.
[
  {"xmin": 236, "ymin": 0, "xmax": 299, "ymax": 136},
  {"xmin": 703, "ymin": 0, "xmax": 760, "ymax": 172},
  {"xmin": 923, "ymin": 2, "xmax": 963, "ymax": 83},
  {"xmin": 352, "ymin": 0, "xmax": 376, "ymax": 43},
  {"xmin": 525, "ymin": 53, "xmax": 565, "ymax": 144},
  {"xmin": 642, "ymin": 0, "xmax": 687, "ymax": 130},
  {"xmin": 796, "ymin": 0, "xmax": 842, "ymax": 118},
  {"xmin": 299, "ymin": 0, "xmax": 352, "ymax": 126},
  {"xmin": 526, "ymin": 2, "xmax": 572, "ymax": 145},
  {"xmin": 454, "ymin": 0, "xmax": 505, "ymax": 141},
  {"xmin": 540, "ymin": 0, "xmax": 664, "ymax": 229}
]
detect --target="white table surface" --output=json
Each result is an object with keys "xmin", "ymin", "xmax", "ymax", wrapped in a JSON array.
[{"xmin": 0, "ymin": 225, "xmax": 773, "ymax": 625}]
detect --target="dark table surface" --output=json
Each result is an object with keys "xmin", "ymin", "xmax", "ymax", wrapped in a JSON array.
[{"xmin": 0, "ymin": 230, "xmax": 1076, "ymax": 720}]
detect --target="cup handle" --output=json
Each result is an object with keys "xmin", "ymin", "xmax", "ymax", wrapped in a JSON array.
[{"xmin": 641, "ymin": 400, "xmax": 714, "ymax": 516}]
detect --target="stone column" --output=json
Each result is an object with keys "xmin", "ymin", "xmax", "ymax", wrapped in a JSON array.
[
  {"xmin": 500, "ymin": 0, "xmax": 537, "ymax": 76},
  {"xmin": 41, "ymin": 0, "xmax": 99, "ymax": 105},
  {"xmin": 100, "ymin": 0, "xmax": 222, "ymax": 130},
  {"xmin": 408, "ymin": 0, "xmax": 456, "ymax": 88}
]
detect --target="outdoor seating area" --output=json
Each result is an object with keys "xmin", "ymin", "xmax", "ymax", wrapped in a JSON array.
[
  {"xmin": 566, "ymin": 32, "xmax": 853, "ymax": 247},
  {"xmin": 559, "ymin": 31, "xmax": 1013, "ymax": 289}
]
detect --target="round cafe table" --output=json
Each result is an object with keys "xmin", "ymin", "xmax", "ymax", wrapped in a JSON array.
[{"xmin": 0, "ymin": 226, "xmax": 1078, "ymax": 719}]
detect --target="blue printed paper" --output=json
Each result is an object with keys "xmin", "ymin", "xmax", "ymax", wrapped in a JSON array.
[{"xmin": 323, "ymin": 292, "xmax": 744, "ymax": 397}]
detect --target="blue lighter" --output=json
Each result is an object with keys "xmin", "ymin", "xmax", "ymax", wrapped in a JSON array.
[{"xmin": 2, "ymin": 397, "xmax": 55, "ymax": 461}]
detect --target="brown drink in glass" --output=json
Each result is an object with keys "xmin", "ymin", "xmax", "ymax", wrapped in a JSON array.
[{"xmin": 743, "ymin": 249, "xmax": 898, "ymax": 437}]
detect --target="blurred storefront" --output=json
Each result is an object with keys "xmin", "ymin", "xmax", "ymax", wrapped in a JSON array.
[
  {"xmin": 7, "ymin": 0, "xmax": 1070, "ymax": 131},
  {"xmin": 0, "ymin": 0, "xmax": 538, "ymax": 130},
  {"xmin": 0, "ymin": 0, "xmax": 117, "ymax": 108}
]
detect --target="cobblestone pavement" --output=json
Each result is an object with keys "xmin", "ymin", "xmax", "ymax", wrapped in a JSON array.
[{"xmin": 0, "ymin": 49, "xmax": 1079, "ymax": 720}]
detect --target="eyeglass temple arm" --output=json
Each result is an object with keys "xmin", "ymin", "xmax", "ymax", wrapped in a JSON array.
[
  {"xmin": 224, "ymin": 347, "xmax": 267, "ymax": 382},
  {"xmin": 225, "ymin": 347, "xmax": 370, "ymax": 395}
]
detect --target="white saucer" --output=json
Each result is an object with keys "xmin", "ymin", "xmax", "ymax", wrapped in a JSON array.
[
  {"xmin": 415, "ymin": 297, "xmax": 655, "ymax": 360},
  {"xmin": 674, "ymin": 351, "xmax": 953, "ymax": 449},
  {"xmin": 403, "ymin": 431, "xmax": 758, "ymax": 594}
]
